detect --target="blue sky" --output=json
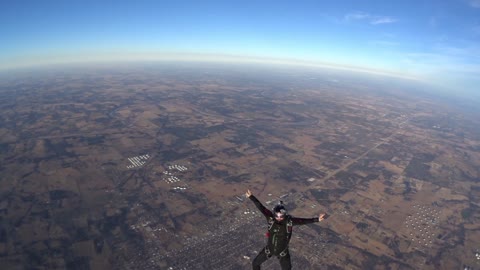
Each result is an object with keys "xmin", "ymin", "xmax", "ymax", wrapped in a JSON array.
[{"xmin": 1, "ymin": 0, "xmax": 479, "ymax": 96}]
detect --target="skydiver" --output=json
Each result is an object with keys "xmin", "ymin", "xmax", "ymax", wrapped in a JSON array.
[{"xmin": 246, "ymin": 189, "xmax": 327, "ymax": 270}]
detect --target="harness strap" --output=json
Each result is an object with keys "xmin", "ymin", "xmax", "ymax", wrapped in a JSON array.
[
  {"xmin": 265, "ymin": 216, "xmax": 293, "ymax": 257},
  {"xmin": 267, "ymin": 218, "xmax": 275, "ymax": 230},
  {"xmin": 280, "ymin": 217, "xmax": 293, "ymax": 257},
  {"xmin": 286, "ymin": 217, "xmax": 293, "ymax": 241}
]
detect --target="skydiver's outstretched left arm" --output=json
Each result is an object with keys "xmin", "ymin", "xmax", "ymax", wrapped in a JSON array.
[
  {"xmin": 291, "ymin": 213, "xmax": 326, "ymax": 226},
  {"xmin": 246, "ymin": 189, "xmax": 273, "ymax": 218}
]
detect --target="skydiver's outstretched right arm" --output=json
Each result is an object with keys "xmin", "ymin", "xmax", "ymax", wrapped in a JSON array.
[{"xmin": 246, "ymin": 189, "xmax": 273, "ymax": 218}]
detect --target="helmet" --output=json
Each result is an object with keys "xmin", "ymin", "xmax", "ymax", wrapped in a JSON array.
[{"xmin": 273, "ymin": 201, "xmax": 287, "ymax": 218}]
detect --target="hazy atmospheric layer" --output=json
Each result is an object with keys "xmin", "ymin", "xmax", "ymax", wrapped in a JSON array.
[{"xmin": 1, "ymin": 0, "xmax": 479, "ymax": 99}]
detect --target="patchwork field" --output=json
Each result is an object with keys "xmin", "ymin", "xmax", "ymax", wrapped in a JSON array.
[{"xmin": 0, "ymin": 63, "xmax": 479, "ymax": 269}]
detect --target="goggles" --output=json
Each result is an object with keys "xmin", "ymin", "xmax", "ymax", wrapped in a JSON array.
[{"xmin": 275, "ymin": 212, "xmax": 286, "ymax": 219}]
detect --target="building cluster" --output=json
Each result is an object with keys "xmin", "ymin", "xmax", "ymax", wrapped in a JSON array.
[
  {"xmin": 162, "ymin": 164, "xmax": 190, "ymax": 191},
  {"xmin": 126, "ymin": 154, "xmax": 150, "ymax": 169},
  {"xmin": 404, "ymin": 204, "xmax": 441, "ymax": 246},
  {"xmin": 243, "ymin": 209, "xmax": 255, "ymax": 215},
  {"xmin": 166, "ymin": 176, "xmax": 181, "ymax": 183},
  {"xmin": 168, "ymin": 164, "xmax": 188, "ymax": 172}
]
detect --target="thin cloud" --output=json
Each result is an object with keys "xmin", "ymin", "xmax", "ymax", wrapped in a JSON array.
[
  {"xmin": 371, "ymin": 17, "xmax": 397, "ymax": 25},
  {"xmin": 345, "ymin": 11, "xmax": 370, "ymax": 21},
  {"xmin": 402, "ymin": 46, "xmax": 480, "ymax": 75},
  {"xmin": 344, "ymin": 11, "xmax": 397, "ymax": 25},
  {"xmin": 469, "ymin": 0, "xmax": 480, "ymax": 8}
]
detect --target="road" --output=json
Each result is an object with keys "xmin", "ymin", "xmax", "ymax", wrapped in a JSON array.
[{"xmin": 315, "ymin": 118, "xmax": 409, "ymax": 186}]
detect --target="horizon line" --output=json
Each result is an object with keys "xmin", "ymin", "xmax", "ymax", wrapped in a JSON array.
[{"xmin": 0, "ymin": 51, "xmax": 421, "ymax": 81}]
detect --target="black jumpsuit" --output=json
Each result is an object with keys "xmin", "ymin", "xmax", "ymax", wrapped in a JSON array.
[{"xmin": 249, "ymin": 195, "xmax": 319, "ymax": 270}]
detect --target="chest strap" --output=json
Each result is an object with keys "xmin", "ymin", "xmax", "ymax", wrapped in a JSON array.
[{"xmin": 265, "ymin": 216, "xmax": 293, "ymax": 257}]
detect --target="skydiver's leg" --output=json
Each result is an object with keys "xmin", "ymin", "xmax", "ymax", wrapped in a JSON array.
[
  {"xmin": 278, "ymin": 250, "xmax": 292, "ymax": 270},
  {"xmin": 252, "ymin": 247, "xmax": 269, "ymax": 270}
]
